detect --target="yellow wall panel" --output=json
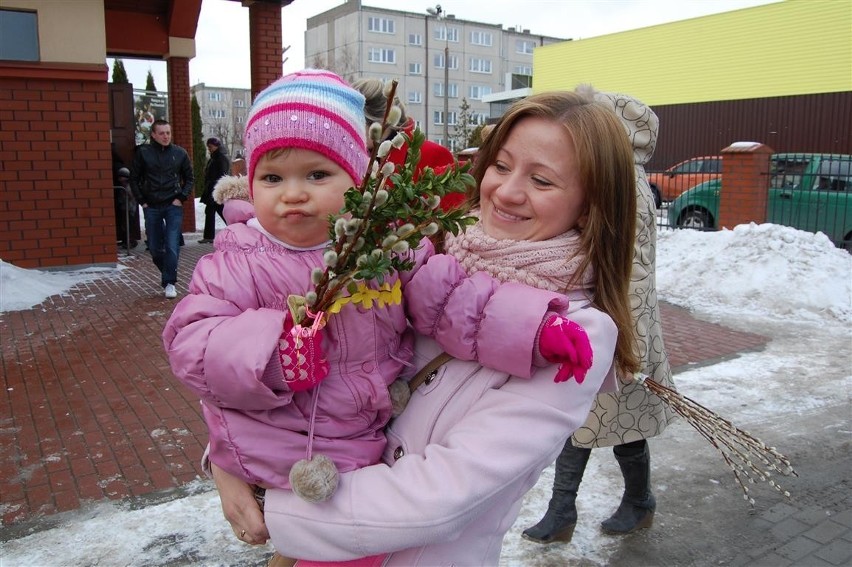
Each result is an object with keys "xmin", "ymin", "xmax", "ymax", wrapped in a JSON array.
[{"xmin": 533, "ymin": 0, "xmax": 851, "ymax": 105}]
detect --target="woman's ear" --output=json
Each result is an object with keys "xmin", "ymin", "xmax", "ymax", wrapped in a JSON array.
[{"xmin": 576, "ymin": 208, "xmax": 590, "ymax": 230}]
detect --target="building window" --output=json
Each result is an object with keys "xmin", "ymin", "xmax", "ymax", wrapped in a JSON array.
[
  {"xmin": 208, "ymin": 109, "xmax": 226, "ymax": 118},
  {"xmin": 469, "ymin": 85, "xmax": 492, "ymax": 100},
  {"xmin": 433, "ymin": 53, "xmax": 459, "ymax": 70},
  {"xmin": 469, "ymin": 58, "xmax": 492, "ymax": 74},
  {"xmin": 516, "ymin": 39, "xmax": 535, "ymax": 54},
  {"xmin": 434, "ymin": 27, "xmax": 459, "ymax": 42},
  {"xmin": 368, "ymin": 47, "xmax": 396, "ymax": 64},
  {"xmin": 408, "ymin": 91, "xmax": 422, "ymax": 104},
  {"xmin": 514, "ymin": 65, "xmax": 533, "ymax": 76},
  {"xmin": 409, "ymin": 62, "xmax": 422, "ymax": 75},
  {"xmin": 432, "ymin": 111, "xmax": 458, "ymax": 126},
  {"xmin": 470, "ymin": 31, "xmax": 493, "ymax": 47},
  {"xmin": 368, "ymin": 17, "xmax": 395, "ymax": 34},
  {"xmin": 236, "ymin": 116, "xmax": 244, "ymax": 124},
  {"xmin": 433, "ymin": 83, "xmax": 458, "ymax": 98},
  {"xmin": 234, "ymin": 99, "xmax": 245, "ymax": 107},
  {"xmin": 0, "ymin": 9, "xmax": 39, "ymax": 61},
  {"xmin": 408, "ymin": 33, "xmax": 422, "ymax": 46},
  {"xmin": 208, "ymin": 92, "xmax": 222, "ymax": 101}
]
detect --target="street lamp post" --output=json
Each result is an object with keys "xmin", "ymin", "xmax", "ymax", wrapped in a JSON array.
[{"xmin": 427, "ymin": 4, "xmax": 450, "ymax": 149}]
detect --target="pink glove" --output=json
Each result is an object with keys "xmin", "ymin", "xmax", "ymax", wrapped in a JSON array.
[
  {"xmin": 539, "ymin": 315, "xmax": 593, "ymax": 384},
  {"xmin": 279, "ymin": 316, "xmax": 329, "ymax": 392}
]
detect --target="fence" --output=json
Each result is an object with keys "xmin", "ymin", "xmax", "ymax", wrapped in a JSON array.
[{"xmin": 654, "ymin": 152, "xmax": 852, "ymax": 253}]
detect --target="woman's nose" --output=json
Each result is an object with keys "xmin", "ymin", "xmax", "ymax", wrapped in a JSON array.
[{"xmin": 494, "ymin": 174, "xmax": 526, "ymax": 204}]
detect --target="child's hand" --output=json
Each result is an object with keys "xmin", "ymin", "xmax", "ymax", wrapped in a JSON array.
[
  {"xmin": 539, "ymin": 315, "xmax": 593, "ymax": 384},
  {"xmin": 279, "ymin": 316, "xmax": 329, "ymax": 392}
]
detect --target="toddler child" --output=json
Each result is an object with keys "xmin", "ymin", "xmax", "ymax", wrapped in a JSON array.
[{"xmin": 162, "ymin": 70, "xmax": 592, "ymax": 516}]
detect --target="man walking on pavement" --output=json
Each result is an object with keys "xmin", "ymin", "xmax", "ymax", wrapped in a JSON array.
[{"xmin": 130, "ymin": 119, "xmax": 194, "ymax": 299}]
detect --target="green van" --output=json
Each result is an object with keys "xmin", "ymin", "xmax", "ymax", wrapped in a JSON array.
[{"xmin": 667, "ymin": 153, "xmax": 852, "ymax": 251}]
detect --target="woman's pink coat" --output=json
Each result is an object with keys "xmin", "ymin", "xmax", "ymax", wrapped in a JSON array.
[{"xmin": 261, "ymin": 258, "xmax": 618, "ymax": 565}]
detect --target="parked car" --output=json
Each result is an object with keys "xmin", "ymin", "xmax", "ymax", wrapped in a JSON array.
[
  {"xmin": 648, "ymin": 156, "xmax": 722, "ymax": 205},
  {"xmin": 667, "ymin": 153, "xmax": 852, "ymax": 251}
]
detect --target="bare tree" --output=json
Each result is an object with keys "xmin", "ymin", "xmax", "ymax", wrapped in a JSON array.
[{"xmin": 311, "ymin": 43, "xmax": 358, "ymax": 82}]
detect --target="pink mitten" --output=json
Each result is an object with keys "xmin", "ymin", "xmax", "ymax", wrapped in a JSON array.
[
  {"xmin": 538, "ymin": 315, "xmax": 593, "ymax": 384},
  {"xmin": 279, "ymin": 316, "xmax": 329, "ymax": 392}
]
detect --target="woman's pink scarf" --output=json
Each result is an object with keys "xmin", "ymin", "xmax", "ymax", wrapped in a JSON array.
[{"xmin": 444, "ymin": 222, "xmax": 594, "ymax": 293}]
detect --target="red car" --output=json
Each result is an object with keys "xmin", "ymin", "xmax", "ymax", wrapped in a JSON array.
[{"xmin": 648, "ymin": 156, "xmax": 722, "ymax": 204}]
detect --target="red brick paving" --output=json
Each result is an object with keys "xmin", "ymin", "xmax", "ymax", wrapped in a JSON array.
[{"xmin": 0, "ymin": 238, "xmax": 768, "ymax": 528}]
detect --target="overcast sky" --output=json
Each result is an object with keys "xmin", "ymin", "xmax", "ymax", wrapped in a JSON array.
[{"xmin": 109, "ymin": 0, "xmax": 780, "ymax": 91}]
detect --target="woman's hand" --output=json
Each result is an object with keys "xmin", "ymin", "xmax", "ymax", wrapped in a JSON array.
[{"xmin": 211, "ymin": 462, "xmax": 270, "ymax": 545}]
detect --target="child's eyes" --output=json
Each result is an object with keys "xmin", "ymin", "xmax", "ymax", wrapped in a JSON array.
[
  {"xmin": 307, "ymin": 170, "xmax": 331, "ymax": 181},
  {"xmin": 261, "ymin": 173, "xmax": 281, "ymax": 183}
]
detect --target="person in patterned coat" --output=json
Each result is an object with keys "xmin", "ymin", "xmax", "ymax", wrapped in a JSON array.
[{"xmin": 523, "ymin": 86, "xmax": 678, "ymax": 543}]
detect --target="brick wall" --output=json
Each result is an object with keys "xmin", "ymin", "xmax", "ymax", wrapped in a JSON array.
[
  {"xmin": 0, "ymin": 63, "xmax": 116, "ymax": 269},
  {"xmin": 249, "ymin": 1, "xmax": 283, "ymax": 99}
]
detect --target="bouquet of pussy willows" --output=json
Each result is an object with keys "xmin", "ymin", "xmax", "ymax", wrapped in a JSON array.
[{"xmin": 283, "ymin": 80, "xmax": 475, "ymax": 503}]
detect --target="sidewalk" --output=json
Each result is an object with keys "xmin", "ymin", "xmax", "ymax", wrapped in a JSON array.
[
  {"xmin": 4, "ymin": 235, "xmax": 846, "ymax": 565},
  {"xmin": 0, "ymin": 236, "xmax": 764, "ymax": 525}
]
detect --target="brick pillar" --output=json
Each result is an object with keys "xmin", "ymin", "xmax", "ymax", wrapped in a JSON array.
[
  {"xmin": 718, "ymin": 142, "xmax": 774, "ymax": 230},
  {"xmin": 249, "ymin": 1, "xmax": 283, "ymax": 99},
  {"xmin": 167, "ymin": 56, "xmax": 196, "ymax": 232}
]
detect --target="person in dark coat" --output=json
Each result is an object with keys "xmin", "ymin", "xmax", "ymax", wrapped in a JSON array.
[
  {"xmin": 199, "ymin": 137, "xmax": 230, "ymax": 243},
  {"xmin": 114, "ymin": 167, "xmax": 139, "ymax": 249}
]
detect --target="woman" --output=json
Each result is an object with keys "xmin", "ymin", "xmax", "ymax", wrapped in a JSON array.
[
  {"xmin": 522, "ymin": 88, "xmax": 678, "ymax": 544},
  {"xmin": 212, "ymin": 88, "xmax": 639, "ymax": 565},
  {"xmin": 199, "ymin": 137, "xmax": 230, "ymax": 243}
]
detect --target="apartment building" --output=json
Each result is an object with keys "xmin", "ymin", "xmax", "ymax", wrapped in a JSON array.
[
  {"xmin": 190, "ymin": 83, "xmax": 252, "ymax": 158},
  {"xmin": 305, "ymin": 0, "xmax": 565, "ymax": 151}
]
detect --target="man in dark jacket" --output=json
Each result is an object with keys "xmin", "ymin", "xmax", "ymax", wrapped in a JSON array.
[{"xmin": 130, "ymin": 119, "xmax": 194, "ymax": 299}]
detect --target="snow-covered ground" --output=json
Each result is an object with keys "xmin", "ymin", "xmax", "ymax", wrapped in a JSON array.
[{"xmin": 1, "ymin": 221, "xmax": 850, "ymax": 566}]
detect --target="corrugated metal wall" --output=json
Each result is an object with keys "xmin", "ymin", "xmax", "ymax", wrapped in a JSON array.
[{"xmin": 648, "ymin": 91, "xmax": 852, "ymax": 171}]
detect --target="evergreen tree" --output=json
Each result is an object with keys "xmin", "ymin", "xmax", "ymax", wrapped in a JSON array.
[
  {"xmin": 191, "ymin": 94, "xmax": 206, "ymax": 199},
  {"xmin": 145, "ymin": 69, "xmax": 157, "ymax": 93},
  {"xmin": 111, "ymin": 59, "xmax": 129, "ymax": 84},
  {"xmin": 452, "ymin": 97, "xmax": 477, "ymax": 149}
]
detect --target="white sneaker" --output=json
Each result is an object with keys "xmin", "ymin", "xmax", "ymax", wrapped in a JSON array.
[{"xmin": 164, "ymin": 284, "xmax": 177, "ymax": 299}]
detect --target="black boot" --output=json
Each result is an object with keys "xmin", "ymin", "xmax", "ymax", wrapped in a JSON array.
[
  {"xmin": 601, "ymin": 440, "xmax": 656, "ymax": 534},
  {"xmin": 522, "ymin": 441, "xmax": 591, "ymax": 544}
]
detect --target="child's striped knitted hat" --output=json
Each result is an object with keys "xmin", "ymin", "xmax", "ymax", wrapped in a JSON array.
[{"xmin": 243, "ymin": 69, "xmax": 369, "ymax": 193}]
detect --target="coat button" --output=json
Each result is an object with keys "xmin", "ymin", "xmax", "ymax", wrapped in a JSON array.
[
  {"xmin": 393, "ymin": 446, "xmax": 404, "ymax": 460},
  {"xmin": 424, "ymin": 370, "xmax": 437, "ymax": 385}
]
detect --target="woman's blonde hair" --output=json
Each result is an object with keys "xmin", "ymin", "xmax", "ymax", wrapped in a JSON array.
[
  {"xmin": 351, "ymin": 77, "xmax": 408, "ymax": 131},
  {"xmin": 470, "ymin": 91, "xmax": 639, "ymax": 376}
]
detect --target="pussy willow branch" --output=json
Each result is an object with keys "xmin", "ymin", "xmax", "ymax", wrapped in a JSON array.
[
  {"xmin": 307, "ymin": 80, "xmax": 401, "ymax": 322},
  {"xmin": 638, "ymin": 375, "xmax": 796, "ymax": 508}
]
